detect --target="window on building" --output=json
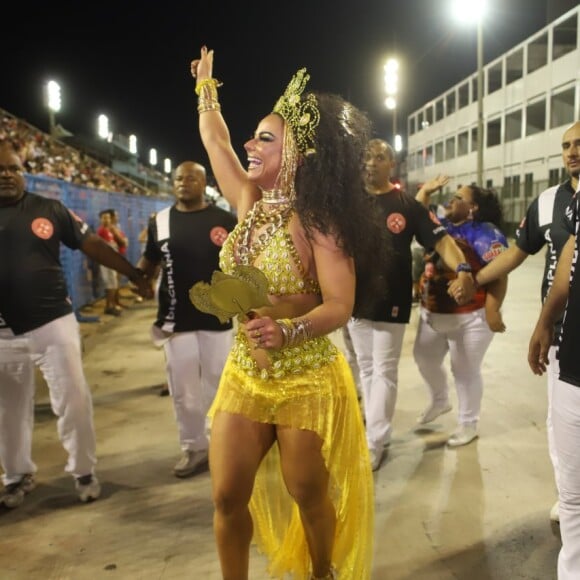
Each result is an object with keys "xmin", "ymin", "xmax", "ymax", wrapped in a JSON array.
[
  {"xmin": 548, "ymin": 168, "xmax": 561, "ymax": 186},
  {"xmin": 471, "ymin": 127, "xmax": 478, "ymax": 152},
  {"xmin": 553, "ymin": 14, "xmax": 578, "ymax": 60},
  {"xmin": 487, "ymin": 118, "xmax": 501, "ymax": 147},
  {"xmin": 409, "ymin": 116, "xmax": 416, "ymax": 136},
  {"xmin": 512, "ymin": 175, "xmax": 521, "ymax": 198},
  {"xmin": 524, "ymin": 173, "xmax": 534, "ymax": 202},
  {"xmin": 445, "ymin": 136, "xmax": 455, "ymax": 160},
  {"xmin": 446, "ymin": 91, "xmax": 456, "ymax": 115},
  {"xmin": 471, "ymin": 77, "xmax": 479, "ymax": 104},
  {"xmin": 457, "ymin": 131, "xmax": 469, "ymax": 157},
  {"xmin": 550, "ymin": 87, "xmax": 575, "ymax": 129},
  {"xmin": 487, "ymin": 61, "xmax": 502, "ymax": 94},
  {"xmin": 526, "ymin": 99, "xmax": 546, "ymax": 136},
  {"xmin": 528, "ymin": 33, "xmax": 548, "ymax": 73},
  {"xmin": 435, "ymin": 141, "xmax": 444, "ymax": 163},
  {"xmin": 435, "ymin": 98, "xmax": 444, "ymax": 121},
  {"xmin": 425, "ymin": 105, "xmax": 433, "ymax": 127},
  {"xmin": 486, "ymin": 179, "xmax": 494, "ymax": 189},
  {"xmin": 503, "ymin": 176, "xmax": 512, "ymax": 199},
  {"xmin": 506, "ymin": 48, "xmax": 523, "ymax": 84},
  {"xmin": 418, "ymin": 111, "xmax": 424, "ymax": 131},
  {"xmin": 458, "ymin": 83, "xmax": 469, "ymax": 108},
  {"xmin": 425, "ymin": 145, "xmax": 433, "ymax": 167},
  {"xmin": 505, "ymin": 109, "xmax": 522, "ymax": 142}
]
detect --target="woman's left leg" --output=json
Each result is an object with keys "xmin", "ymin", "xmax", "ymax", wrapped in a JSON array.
[
  {"xmin": 447, "ymin": 310, "xmax": 494, "ymax": 426},
  {"xmin": 277, "ymin": 426, "xmax": 335, "ymax": 578}
]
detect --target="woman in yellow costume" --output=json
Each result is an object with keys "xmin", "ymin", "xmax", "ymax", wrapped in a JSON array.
[{"xmin": 191, "ymin": 46, "xmax": 391, "ymax": 580}]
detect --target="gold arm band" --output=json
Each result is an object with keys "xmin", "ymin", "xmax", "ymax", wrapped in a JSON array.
[
  {"xmin": 197, "ymin": 78, "xmax": 221, "ymax": 114},
  {"xmin": 195, "ymin": 78, "xmax": 223, "ymax": 96},
  {"xmin": 275, "ymin": 317, "xmax": 313, "ymax": 349}
]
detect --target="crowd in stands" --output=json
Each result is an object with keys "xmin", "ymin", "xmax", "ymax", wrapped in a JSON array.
[{"xmin": 1, "ymin": 108, "xmax": 153, "ymax": 196}]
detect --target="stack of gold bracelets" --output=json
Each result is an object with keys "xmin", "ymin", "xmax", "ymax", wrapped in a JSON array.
[
  {"xmin": 196, "ymin": 78, "xmax": 222, "ymax": 113},
  {"xmin": 276, "ymin": 318, "xmax": 313, "ymax": 349}
]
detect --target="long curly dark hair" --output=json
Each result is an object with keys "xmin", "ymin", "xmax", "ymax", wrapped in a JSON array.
[
  {"xmin": 291, "ymin": 92, "xmax": 392, "ymax": 317},
  {"xmin": 469, "ymin": 185, "xmax": 504, "ymax": 229}
]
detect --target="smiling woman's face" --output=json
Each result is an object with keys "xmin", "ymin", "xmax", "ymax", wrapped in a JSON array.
[
  {"xmin": 243, "ymin": 113, "xmax": 284, "ymax": 190},
  {"xmin": 445, "ymin": 185, "xmax": 475, "ymax": 223}
]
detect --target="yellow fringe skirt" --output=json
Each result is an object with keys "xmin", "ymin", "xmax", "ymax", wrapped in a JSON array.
[{"xmin": 208, "ymin": 336, "xmax": 374, "ymax": 579}]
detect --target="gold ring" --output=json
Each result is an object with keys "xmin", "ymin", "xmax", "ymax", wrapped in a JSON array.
[{"xmin": 255, "ymin": 330, "xmax": 261, "ymax": 339}]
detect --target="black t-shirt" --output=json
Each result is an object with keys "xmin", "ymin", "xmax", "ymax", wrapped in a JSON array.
[
  {"xmin": 515, "ymin": 181, "xmax": 575, "ymax": 302},
  {"xmin": 0, "ymin": 192, "xmax": 90, "ymax": 334},
  {"xmin": 145, "ymin": 204, "xmax": 237, "ymax": 332},
  {"xmin": 557, "ymin": 193, "xmax": 580, "ymax": 386},
  {"xmin": 365, "ymin": 190, "xmax": 447, "ymax": 323}
]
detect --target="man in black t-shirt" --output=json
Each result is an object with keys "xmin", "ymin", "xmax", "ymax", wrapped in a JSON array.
[
  {"xmin": 0, "ymin": 142, "xmax": 150, "ymax": 509},
  {"xmin": 477, "ymin": 120, "xmax": 580, "ymax": 524},
  {"xmin": 346, "ymin": 139, "xmax": 475, "ymax": 470},
  {"xmin": 138, "ymin": 161, "xmax": 236, "ymax": 478},
  {"xmin": 529, "ymin": 181, "xmax": 580, "ymax": 579}
]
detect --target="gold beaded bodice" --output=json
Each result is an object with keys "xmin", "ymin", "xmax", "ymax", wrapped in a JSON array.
[{"xmin": 219, "ymin": 201, "xmax": 320, "ymax": 296}]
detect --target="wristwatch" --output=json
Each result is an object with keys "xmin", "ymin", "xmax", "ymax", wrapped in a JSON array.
[{"xmin": 455, "ymin": 262, "xmax": 473, "ymax": 274}]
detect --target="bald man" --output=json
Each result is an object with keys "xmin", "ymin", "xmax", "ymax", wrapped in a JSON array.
[{"xmin": 137, "ymin": 161, "xmax": 236, "ymax": 477}]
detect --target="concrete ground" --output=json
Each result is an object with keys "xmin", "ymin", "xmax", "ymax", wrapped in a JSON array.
[{"xmin": 0, "ymin": 250, "xmax": 561, "ymax": 579}]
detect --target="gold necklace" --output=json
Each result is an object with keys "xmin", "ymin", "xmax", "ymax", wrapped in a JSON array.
[
  {"xmin": 235, "ymin": 200, "xmax": 294, "ymax": 266},
  {"xmin": 261, "ymin": 188, "xmax": 292, "ymax": 204}
]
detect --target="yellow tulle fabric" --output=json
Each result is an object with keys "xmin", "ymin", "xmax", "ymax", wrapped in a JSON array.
[{"xmin": 208, "ymin": 332, "xmax": 374, "ymax": 579}]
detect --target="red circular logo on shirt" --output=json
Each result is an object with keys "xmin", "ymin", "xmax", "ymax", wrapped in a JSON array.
[
  {"xmin": 386, "ymin": 213, "xmax": 406, "ymax": 234},
  {"xmin": 31, "ymin": 218, "xmax": 54, "ymax": 240},
  {"xmin": 210, "ymin": 226, "xmax": 229, "ymax": 246}
]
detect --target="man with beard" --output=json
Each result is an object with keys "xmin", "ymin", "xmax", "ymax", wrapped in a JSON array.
[{"xmin": 346, "ymin": 139, "xmax": 476, "ymax": 470}]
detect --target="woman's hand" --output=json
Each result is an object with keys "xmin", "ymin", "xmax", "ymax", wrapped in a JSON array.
[
  {"xmin": 486, "ymin": 309, "xmax": 506, "ymax": 332},
  {"xmin": 244, "ymin": 316, "xmax": 284, "ymax": 350},
  {"xmin": 191, "ymin": 45, "xmax": 214, "ymax": 83},
  {"xmin": 447, "ymin": 272, "xmax": 475, "ymax": 305}
]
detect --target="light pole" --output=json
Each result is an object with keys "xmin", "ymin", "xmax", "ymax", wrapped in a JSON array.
[
  {"xmin": 149, "ymin": 148, "xmax": 158, "ymax": 168},
  {"xmin": 97, "ymin": 114, "xmax": 109, "ymax": 140},
  {"xmin": 476, "ymin": 18, "xmax": 484, "ymax": 185},
  {"xmin": 129, "ymin": 134, "xmax": 138, "ymax": 156},
  {"xmin": 45, "ymin": 80, "xmax": 61, "ymax": 137},
  {"xmin": 383, "ymin": 58, "xmax": 399, "ymax": 143},
  {"xmin": 451, "ymin": 0, "xmax": 486, "ymax": 185}
]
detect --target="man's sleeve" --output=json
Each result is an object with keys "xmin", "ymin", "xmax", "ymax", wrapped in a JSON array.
[
  {"xmin": 54, "ymin": 201, "xmax": 92, "ymax": 249},
  {"xmin": 515, "ymin": 196, "xmax": 545, "ymax": 255},
  {"xmin": 412, "ymin": 199, "xmax": 448, "ymax": 249}
]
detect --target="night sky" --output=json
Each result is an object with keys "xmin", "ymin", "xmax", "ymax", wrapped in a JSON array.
[{"xmin": 2, "ymin": 0, "xmax": 572, "ymax": 172}]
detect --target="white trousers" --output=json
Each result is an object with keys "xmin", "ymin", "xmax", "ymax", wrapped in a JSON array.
[
  {"xmin": 347, "ymin": 318, "xmax": 406, "ymax": 452},
  {"xmin": 547, "ymin": 346, "xmax": 560, "ymax": 492},
  {"xmin": 413, "ymin": 307, "xmax": 493, "ymax": 426},
  {"xmin": 0, "ymin": 313, "xmax": 96, "ymax": 485},
  {"xmin": 552, "ymin": 376, "xmax": 580, "ymax": 580},
  {"xmin": 163, "ymin": 329, "xmax": 233, "ymax": 452}
]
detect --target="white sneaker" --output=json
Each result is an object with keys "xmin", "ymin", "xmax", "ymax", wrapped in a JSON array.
[
  {"xmin": 447, "ymin": 424, "xmax": 478, "ymax": 448},
  {"xmin": 173, "ymin": 450, "xmax": 209, "ymax": 478},
  {"xmin": 417, "ymin": 401, "xmax": 452, "ymax": 425},
  {"xmin": 550, "ymin": 500, "xmax": 560, "ymax": 523},
  {"xmin": 369, "ymin": 448, "xmax": 385, "ymax": 472},
  {"xmin": 0, "ymin": 474, "xmax": 36, "ymax": 509},
  {"xmin": 75, "ymin": 474, "xmax": 101, "ymax": 503}
]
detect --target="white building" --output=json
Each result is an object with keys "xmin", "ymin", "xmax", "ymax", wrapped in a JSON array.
[{"xmin": 406, "ymin": 5, "xmax": 579, "ymax": 227}]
